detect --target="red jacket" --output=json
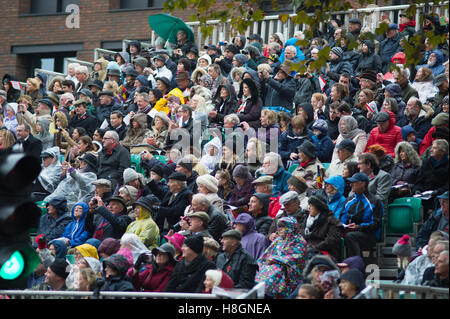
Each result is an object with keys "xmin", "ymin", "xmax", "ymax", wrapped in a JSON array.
[
  {"xmin": 419, "ymin": 126, "xmax": 435, "ymax": 155},
  {"xmin": 128, "ymin": 262, "xmax": 175, "ymax": 292},
  {"xmin": 366, "ymin": 111, "xmax": 403, "ymax": 157}
]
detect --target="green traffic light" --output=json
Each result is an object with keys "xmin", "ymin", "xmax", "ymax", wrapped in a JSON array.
[{"xmin": 0, "ymin": 251, "xmax": 25, "ymax": 280}]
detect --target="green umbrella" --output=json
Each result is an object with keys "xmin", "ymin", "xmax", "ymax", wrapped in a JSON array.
[{"xmin": 148, "ymin": 13, "xmax": 195, "ymax": 44}]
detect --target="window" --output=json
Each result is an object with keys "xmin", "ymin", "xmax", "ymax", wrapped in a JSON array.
[
  {"xmin": 29, "ymin": 0, "xmax": 79, "ymax": 15},
  {"xmin": 119, "ymin": 0, "xmax": 164, "ymax": 9}
]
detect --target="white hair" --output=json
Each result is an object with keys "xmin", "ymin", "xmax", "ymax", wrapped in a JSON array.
[
  {"xmin": 68, "ymin": 62, "xmax": 80, "ymax": 70},
  {"xmin": 105, "ymin": 130, "xmax": 119, "ymax": 142},
  {"xmin": 60, "ymin": 92, "xmax": 75, "ymax": 101},
  {"xmin": 75, "ymin": 65, "xmax": 89, "ymax": 75},
  {"xmin": 264, "ymin": 152, "xmax": 283, "ymax": 169}
]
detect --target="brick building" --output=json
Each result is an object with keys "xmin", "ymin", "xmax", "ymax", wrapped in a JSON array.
[{"xmin": 0, "ymin": 0, "xmax": 400, "ymax": 81}]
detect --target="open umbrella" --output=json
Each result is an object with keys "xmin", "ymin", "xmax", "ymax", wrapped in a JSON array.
[{"xmin": 148, "ymin": 13, "xmax": 195, "ymax": 45}]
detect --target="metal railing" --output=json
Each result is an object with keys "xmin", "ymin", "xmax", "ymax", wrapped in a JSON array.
[
  {"xmin": 33, "ymin": 68, "xmax": 66, "ymax": 88},
  {"xmin": 94, "ymin": 48, "xmax": 118, "ymax": 61},
  {"xmin": 356, "ymin": 282, "xmax": 449, "ymax": 299},
  {"xmin": 0, "ymin": 290, "xmax": 220, "ymax": 299},
  {"xmin": 66, "ymin": 58, "xmax": 94, "ymax": 70},
  {"xmin": 146, "ymin": 1, "xmax": 448, "ymax": 49},
  {"xmin": 0, "ymin": 283, "xmax": 265, "ymax": 299},
  {"xmin": 122, "ymin": 39, "xmax": 153, "ymax": 53}
]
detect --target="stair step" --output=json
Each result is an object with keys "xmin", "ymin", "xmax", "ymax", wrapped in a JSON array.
[
  {"xmin": 380, "ymin": 258, "xmax": 398, "ymax": 267},
  {"xmin": 380, "ymin": 269, "xmax": 399, "ymax": 279}
]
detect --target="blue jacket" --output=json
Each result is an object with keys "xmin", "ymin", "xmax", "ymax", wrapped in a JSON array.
[
  {"xmin": 341, "ymin": 191, "xmax": 384, "ymax": 240},
  {"xmin": 62, "ymin": 202, "xmax": 91, "ymax": 247},
  {"xmin": 36, "ymin": 196, "xmax": 72, "ymax": 243},
  {"xmin": 278, "ymin": 124, "xmax": 314, "ymax": 165},
  {"xmin": 271, "ymin": 166, "xmax": 292, "ymax": 197},
  {"xmin": 324, "ymin": 175, "xmax": 347, "ymax": 221},
  {"xmin": 279, "ymin": 37, "xmax": 305, "ymax": 64},
  {"xmin": 311, "ymin": 132, "xmax": 334, "ymax": 163}
]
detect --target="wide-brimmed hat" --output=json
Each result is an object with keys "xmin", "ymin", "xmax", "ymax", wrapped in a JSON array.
[
  {"xmin": 274, "ymin": 59, "xmax": 294, "ymax": 77},
  {"xmin": 164, "ymin": 233, "xmax": 185, "ymax": 252}
]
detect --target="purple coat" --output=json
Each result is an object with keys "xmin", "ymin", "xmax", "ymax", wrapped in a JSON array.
[
  {"xmin": 234, "ymin": 213, "xmax": 270, "ymax": 260},
  {"xmin": 228, "ymin": 180, "xmax": 255, "ymax": 208}
]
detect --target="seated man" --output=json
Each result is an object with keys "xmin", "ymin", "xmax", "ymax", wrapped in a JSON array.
[
  {"xmin": 357, "ymin": 153, "xmax": 392, "ymax": 209},
  {"xmin": 365, "ymin": 111, "xmax": 402, "ymax": 157},
  {"xmin": 151, "ymin": 172, "xmax": 192, "ymax": 237},
  {"xmin": 215, "ymin": 229, "xmax": 259, "ymax": 289},
  {"xmin": 326, "ymin": 139, "xmax": 358, "ymax": 178},
  {"xmin": 416, "ymin": 191, "xmax": 449, "ymax": 250},
  {"xmin": 342, "ymin": 172, "xmax": 383, "ymax": 258}
]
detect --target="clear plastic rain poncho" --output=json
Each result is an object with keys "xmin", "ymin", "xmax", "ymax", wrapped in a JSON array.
[
  {"xmin": 120, "ymin": 233, "xmax": 152, "ymax": 264},
  {"xmin": 38, "ymin": 146, "xmax": 63, "ymax": 193}
]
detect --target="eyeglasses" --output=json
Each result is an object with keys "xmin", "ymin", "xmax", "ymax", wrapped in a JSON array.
[{"xmin": 102, "ymin": 137, "xmax": 113, "ymax": 140}]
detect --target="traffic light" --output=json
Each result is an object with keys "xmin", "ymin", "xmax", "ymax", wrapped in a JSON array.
[{"xmin": 0, "ymin": 150, "xmax": 42, "ymax": 289}]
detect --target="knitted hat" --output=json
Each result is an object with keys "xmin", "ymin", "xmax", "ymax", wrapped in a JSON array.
[
  {"xmin": 308, "ymin": 194, "xmax": 329, "ymax": 213},
  {"xmin": 331, "ymin": 47, "xmax": 344, "ymax": 58},
  {"xmin": 198, "ymin": 54, "xmax": 212, "ymax": 65},
  {"xmin": 384, "ymin": 83, "xmax": 402, "ymax": 98},
  {"xmin": 98, "ymin": 238, "xmax": 121, "ymax": 256},
  {"xmin": 150, "ymin": 164, "xmax": 164, "ymax": 178},
  {"xmin": 205, "ymin": 269, "xmax": 235, "ymax": 289},
  {"xmin": 183, "ymin": 235, "xmax": 204, "ymax": 254},
  {"xmin": 311, "ymin": 119, "xmax": 328, "ymax": 132},
  {"xmin": 232, "ymin": 164, "xmax": 252, "ymax": 180},
  {"xmin": 340, "ymin": 268, "xmax": 366, "ymax": 292},
  {"xmin": 177, "ymin": 157, "xmax": 194, "ymax": 172},
  {"xmin": 49, "ymin": 258, "xmax": 70, "ymax": 279},
  {"xmin": 392, "ymin": 234, "xmax": 412, "ymax": 257},
  {"xmin": 196, "ymin": 174, "xmax": 219, "ymax": 193},
  {"xmin": 434, "ymin": 73, "xmax": 448, "ymax": 87},
  {"xmin": 123, "ymin": 167, "xmax": 139, "ymax": 184},
  {"xmin": 268, "ymin": 54, "xmax": 279, "ymax": 63},
  {"xmin": 360, "ymin": 70, "xmax": 377, "ymax": 83},
  {"xmin": 297, "ymin": 140, "xmax": 316, "ymax": 159},
  {"xmin": 233, "ymin": 54, "xmax": 248, "ymax": 65}
]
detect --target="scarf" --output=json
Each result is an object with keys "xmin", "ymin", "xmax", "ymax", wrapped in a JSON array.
[
  {"xmin": 399, "ymin": 20, "xmax": 416, "ymax": 33},
  {"xmin": 93, "ymin": 218, "xmax": 108, "ymax": 240},
  {"xmin": 106, "ymin": 143, "xmax": 118, "ymax": 155},
  {"xmin": 300, "ymin": 159, "xmax": 313, "ymax": 168}
]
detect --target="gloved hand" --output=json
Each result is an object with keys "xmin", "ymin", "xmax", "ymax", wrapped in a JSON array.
[
  {"xmin": 133, "ymin": 252, "xmax": 150, "ymax": 270},
  {"xmin": 35, "ymin": 234, "xmax": 47, "ymax": 250}
]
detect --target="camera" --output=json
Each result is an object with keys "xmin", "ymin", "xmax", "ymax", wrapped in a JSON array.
[{"xmin": 92, "ymin": 198, "xmax": 98, "ymax": 205}]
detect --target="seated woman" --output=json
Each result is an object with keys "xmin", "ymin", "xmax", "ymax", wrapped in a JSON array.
[
  {"xmin": 145, "ymin": 111, "xmax": 170, "ymax": 150},
  {"xmin": 236, "ymin": 78, "xmax": 263, "ymax": 130},
  {"xmin": 292, "ymin": 140, "xmax": 325, "ymax": 190},
  {"xmin": 255, "ymin": 216, "xmax": 308, "ymax": 298},
  {"xmin": 120, "ymin": 113, "xmax": 151, "ymax": 151},
  {"xmin": 127, "ymin": 243, "xmax": 177, "ymax": 292},
  {"xmin": 209, "ymin": 84, "xmax": 238, "ymax": 127},
  {"xmin": 298, "ymin": 195, "xmax": 344, "ymax": 260},
  {"xmin": 228, "ymin": 164, "xmax": 255, "ymax": 209},
  {"xmin": 411, "ymin": 66, "xmax": 439, "ymax": 104},
  {"xmin": 331, "ymin": 115, "xmax": 367, "ymax": 162},
  {"xmin": 389, "ymin": 141, "xmax": 422, "ymax": 199}
]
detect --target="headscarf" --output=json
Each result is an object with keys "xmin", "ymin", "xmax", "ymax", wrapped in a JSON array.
[
  {"xmin": 120, "ymin": 233, "xmax": 151, "ymax": 263},
  {"xmin": 338, "ymin": 115, "xmax": 366, "ymax": 140}
]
